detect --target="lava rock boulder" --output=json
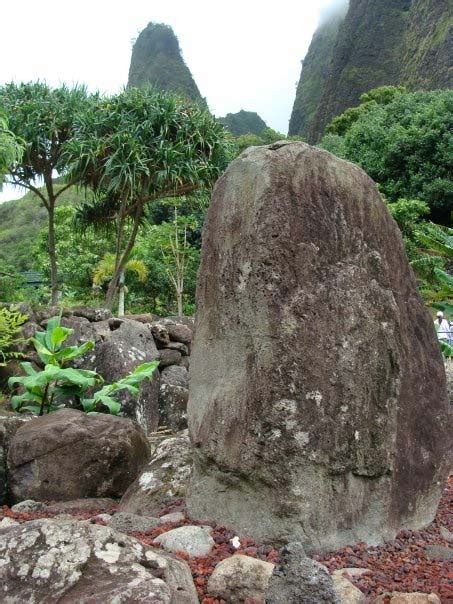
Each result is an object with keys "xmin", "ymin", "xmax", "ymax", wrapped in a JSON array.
[{"xmin": 187, "ymin": 141, "xmax": 451, "ymax": 551}]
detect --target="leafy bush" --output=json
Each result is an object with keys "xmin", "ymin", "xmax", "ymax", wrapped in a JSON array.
[
  {"xmin": 0, "ymin": 306, "xmax": 28, "ymax": 366},
  {"xmin": 9, "ymin": 316, "xmax": 158, "ymax": 415}
]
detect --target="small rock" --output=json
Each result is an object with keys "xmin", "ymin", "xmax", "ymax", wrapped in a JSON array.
[
  {"xmin": 0, "ymin": 517, "xmax": 19, "ymax": 527},
  {"xmin": 424, "ymin": 544, "xmax": 453, "ymax": 560},
  {"xmin": 108, "ymin": 512, "xmax": 159, "ymax": 534},
  {"xmin": 440, "ymin": 525, "xmax": 453, "ymax": 541},
  {"xmin": 150, "ymin": 322, "xmax": 171, "ymax": 348},
  {"xmin": 92, "ymin": 513, "xmax": 112, "ymax": 523},
  {"xmin": 46, "ymin": 498, "xmax": 117, "ymax": 514},
  {"xmin": 11, "ymin": 500, "xmax": 46, "ymax": 513},
  {"xmin": 159, "ymin": 511, "xmax": 185, "ymax": 524},
  {"xmin": 164, "ymin": 341, "xmax": 189, "ymax": 355},
  {"xmin": 161, "ymin": 365, "xmax": 189, "ymax": 389},
  {"xmin": 331, "ymin": 569, "xmax": 366, "ymax": 603},
  {"xmin": 159, "ymin": 348, "xmax": 182, "ymax": 368},
  {"xmin": 155, "ymin": 525, "xmax": 215, "ymax": 557},
  {"xmin": 265, "ymin": 542, "xmax": 339, "ymax": 603},
  {"xmin": 166, "ymin": 323, "xmax": 193, "ymax": 344},
  {"xmin": 374, "ymin": 594, "xmax": 441, "ymax": 604},
  {"xmin": 208, "ymin": 554, "xmax": 275, "ymax": 603}
]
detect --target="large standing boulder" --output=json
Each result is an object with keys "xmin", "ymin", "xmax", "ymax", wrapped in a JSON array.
[
  {"xmin": 0, "ymin": 518, "xmax": 198, "ymax": 603},
  {"xmin": 8, "ymin": 409, "xmax": 149, "ymax": 503},
  {"xmin": 187, "ymin": 142, "xmax": 451, "ymax": 551}
]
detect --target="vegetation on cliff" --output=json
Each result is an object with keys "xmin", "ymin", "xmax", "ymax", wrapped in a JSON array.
[
  {"xmin": 218, "ymin": 110, "xmax": 268, "ymax": 136},
  {"xmin": 290, "ymin": 0, "xmax": 452, "ymax": 142},
  {"xmin": 128, "ymin": 22, "xmax": 204, "ymax": 104}
]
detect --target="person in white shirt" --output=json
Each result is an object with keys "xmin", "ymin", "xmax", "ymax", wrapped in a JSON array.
[{"xmin": 434, "ymin": 311, "xmax": 450, "ymax": 342}]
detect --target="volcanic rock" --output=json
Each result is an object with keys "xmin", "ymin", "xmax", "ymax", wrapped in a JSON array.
[{"xmin": 187, "ymin": 141, "xmax": 451, "ymax": 551}]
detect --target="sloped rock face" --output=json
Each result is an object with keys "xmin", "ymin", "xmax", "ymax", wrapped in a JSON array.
[
  {"xmin": 119, "ymin": 431, "xmax": 192, "ymax": 516},
  {"xmin": 187, "ymin": 141, "xmax": 451, "ymax": 551},
  {"xmin": 0, "ymin": 518, "xmax": 198, "ymax": 603},
  {"xmin": 8, "ymin": 409, "xmax": 150, "ymax": 503}
]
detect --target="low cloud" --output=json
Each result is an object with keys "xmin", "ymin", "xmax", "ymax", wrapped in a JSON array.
[{"xmin": 318, "ymin": 0, "xmax": 349, "ymax": 26}]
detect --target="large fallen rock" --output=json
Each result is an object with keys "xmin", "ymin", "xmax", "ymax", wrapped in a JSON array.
[
  {"xmin": 0, "ymin": 518, "xmax": 198, "ymax": 603},
  {"xmin": 187, "ymin": 141, "xmax": 451, "ymax": 551},
  {"xmin": 119, "ymin": 431, "xmax": 192, "ymax": 515},
  {"xmin": 8, "ymin": 409, "xmax": 149, "ymax": 503}
]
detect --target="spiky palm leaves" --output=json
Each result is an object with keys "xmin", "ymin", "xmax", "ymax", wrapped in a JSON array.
[{"xmin": 65, "ymin": 87, "xmax": 230, "ymax": 309}]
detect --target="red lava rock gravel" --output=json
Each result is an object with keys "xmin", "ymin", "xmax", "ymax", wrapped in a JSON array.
[{"xmin": 1, "ymin": 478, "xmax": 451, "ymax": 603}]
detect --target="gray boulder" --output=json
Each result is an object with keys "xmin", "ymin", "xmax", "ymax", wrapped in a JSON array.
[
  {"xmin": 265, "ymin": 542, "xmax": 339, "ymax": 603},
  {"xmin": 0, "ymin": 518, "xmax": 198, "ymax": 603},
  {"xmin": 159, "ymin": 366, "xmax": 189, "ymax": 431},
  {"xmin": 8, "ymin": 409, "xmax": 149, "ymax": 503},
  {"xmin": 109, "ymin": 511, "xmax": 159, "ymax": 533},
  {"xmin": 187, "ymin": 141, "xmax": 452, "ymax": 551},
  {"xmin": 119, "ymin": 431, "xmax": 192, "ymax": 515},
  {"xmin": 0, "ymin": 411, "xmax": 31, "ymax": 504},
  {"xmin": 155, "ymin": 525, "xmax": 214, "ymax": 557},
  {"xmin": 208, "ymin": 554, "xmax": 275, "ymax": 603},
  {"xmin": 76, "ymin": 319, "xmax": 160, "ymax": 434}
]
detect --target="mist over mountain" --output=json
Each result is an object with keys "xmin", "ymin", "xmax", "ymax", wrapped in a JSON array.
[{"xmin": 289, "ymin": 0, "xmax": 452, "ymax": 142}]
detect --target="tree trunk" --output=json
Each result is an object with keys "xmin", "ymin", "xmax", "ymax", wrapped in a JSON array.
[
  {"xmin": 176, "ymin": 288, "xmax": 183, "ymax": 318},
  {"xmin": 105, "ymin": 203, "xmax": 143, "ymax": 312},
  {"xmin": 118, "ymin": 270, "xmax": 125, "ymax": 317},
  {"xmin": 48, "ymin": 201, "xmax": 59, "ymax": 306}
]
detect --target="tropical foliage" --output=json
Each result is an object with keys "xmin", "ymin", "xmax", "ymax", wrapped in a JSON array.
[
  {"xmin": 65, "ymin": 86, "xmax": 230, "ymax": 308},
  {"xmin": 320, "ymin": 87, "xmax": 453, "ymax": 224},
  {"xmin": 0, "ymin": 306, "xmax": 28, "ymax": 366},
  {"xmin": 8, "ymin": 315, "xmax": 158, "ymax": 415},
  {"xmin": 0, "ymin": 83, "xmax": 94, "ymax": 303}
]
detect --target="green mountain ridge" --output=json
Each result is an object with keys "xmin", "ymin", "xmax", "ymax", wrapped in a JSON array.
[
  {"xmin": 289, "ymin": 0, "xmax": 453, "ymax": 142},
  {"xmin": 218, "ymin": 110, "xmax": 268, "ymax": 136},
  {"xmin": 128, "ymin": 22, "xmax": 204, "ymax": 103}
]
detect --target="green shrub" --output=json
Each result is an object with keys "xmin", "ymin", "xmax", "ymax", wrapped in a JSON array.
[
  {"xmin": 0, "ymin": 306, "xmax": 28, "ymax": 366},
  {"xmin": 9, "ymin": 315, "xmax": 159, "ymax": 416}
]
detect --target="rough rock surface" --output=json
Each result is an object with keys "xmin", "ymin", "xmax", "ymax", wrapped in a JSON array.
[
  {"xmin": 207, "ymin": 554, "xmax": 275, "ymax": 602},
  {"xmin": 374, "ymin": 594, "xmax": 440, "ymax": 604},
  {"xmin": 155, "ymin": 525, "xmax": 215, "ymax": 557},
  {"xmin": 159, "ymin": 366, "xmax": 189, "ymax": 431},
  {"xmin": 0, "ymin": 518, "xmax": 198, "ymax": 603},
  {"xmin": 331, "ymin": 569, "xmax": 366, "ymax": 603},
  {"xmin": 265, "ymin": 542, "xmax": 339, "ymax": 603},
  {"xmin": 76, "ymin": 319, "xmax": 160, "ymax": 434},
  {"xmin": 119, "ymin": 431, "xmax": 192, "ymax": 515},
  {"xmin": 108, "ymin": 512, "xmax": 159, "ymax": 534},
  {"xmin": 0, "ymin": 412, "xmax": 31, "ymax": 504},
  {"xmin": 187, "ymin": 141, "xmax": 451, "ymax": 551},
  {"xmin": 8, "ymin": 409, "xmax": 149, "ymax": 503}
]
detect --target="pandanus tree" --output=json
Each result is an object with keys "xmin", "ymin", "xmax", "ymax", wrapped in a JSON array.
[
  {"xmin": 0, "ymin": 82, "xmax": 93, "ymax": 304},
  {"xmin": 66, "ymin": 87, "xmax": 230, "ymax": 310},
  {"xmin": 0, "ymin": 113, "xmax": 23, "ymax": 188}
]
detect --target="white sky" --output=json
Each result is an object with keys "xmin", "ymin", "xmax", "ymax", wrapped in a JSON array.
[{"xmin": 0, "ymin": 0, "xmax": 335, "ymax": 202}]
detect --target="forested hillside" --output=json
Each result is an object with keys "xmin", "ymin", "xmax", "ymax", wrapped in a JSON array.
[
  {"xmin": 0, "ymin": 186, "xmax": 80, "ymax": 271},
  {"xmin": 289, "ymin": 0, "xmax": 453, "ymax": 142},
  {"xmin": 218, "ymin": 111, "xmax": 268, "ymax": 136}
]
